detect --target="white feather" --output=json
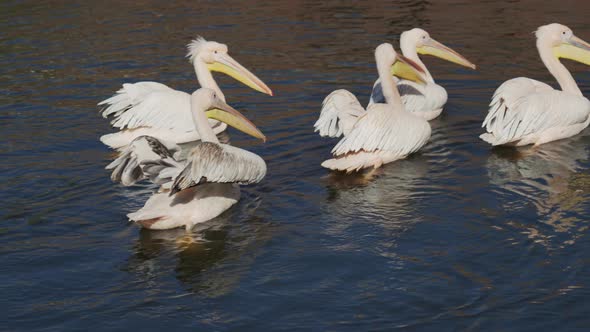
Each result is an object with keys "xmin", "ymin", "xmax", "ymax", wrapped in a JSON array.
[
  {"xmin": 314, "ymin": 89, "xmax": 365, "ymax": 138},
  {"xmin": 186, "ymin": 36, "xmax": 208, "ymax": 64},
  {"xmin": 480, "ymin": 77, "xmax": 590, "ymax": 146},
  {"xmin": 127, "ymin": 141, "xmax": 265, "ymax": 231},
  {"xmin": 171, "ymin": 142, "xmax": 266, "ymax": 194},
  {"xmin": 323, "ymin": 103, "xmax": 431, "ymax": 172},
  {"xmin": 369, "ymin": 78, "xmax": 448, "ymax": 120},
  {"xmin": 127, "ymin": 184, "xmax": 240, "ymax": 230},
  {"xmin": 98, "ymin": 82, "xmax": 225, "ymax": 148}
]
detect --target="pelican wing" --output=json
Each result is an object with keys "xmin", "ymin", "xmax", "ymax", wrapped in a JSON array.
[
  {"xmin": 106, "ymin": 135, "xmax": 181, "ymax": 186},
  {"xmin": 370, "ymin": 78, "xmax": 447, "ymax": 114},
  {"xmin": 481, "ymin": 77, "xmax": 590, "ymax": 145},
  {"xmin": 314, "ymin": 89, "xmax": 365, "ymax": 138},
  {"xmin": 170, "ymin": 142, "xmax": 266, "ymax": 195},
  {"xmin": 99, "ymin": 82, "xmax": 196, "ymax": 132},
  {"xmin": 331, "ymin": 104, "xmax": 431, "ymax": 157},
  {"xmin": 399, "ymin": 80, "xmax": 447, "ymax": 114},
  {"xmin": 141, "ymin": 157, "xmax": 186, "ymax": 187}
]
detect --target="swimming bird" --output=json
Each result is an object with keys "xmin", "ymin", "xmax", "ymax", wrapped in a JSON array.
[
  {"xmin": 369, "ymin": 28, "xmax": 476, "ymax": 120},
  {"xmin": 117, "ymin": 88, "xmax": 266, "ymax": 230},
  {"xmin": 481, "ymin": 23, "xmax": 590, "ymax": 147},
  {"xmin": 315, "ymin": 43, "xmax": 431, "ymax": 173},
  {"xmin": 98, "ymin": 37, "xmax": 272, "ymax": 149}
]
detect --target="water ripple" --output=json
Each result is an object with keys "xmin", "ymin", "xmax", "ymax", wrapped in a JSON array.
[{"xmin": 3, "ymin": 0, "xmax": 590, "ymax": 330}]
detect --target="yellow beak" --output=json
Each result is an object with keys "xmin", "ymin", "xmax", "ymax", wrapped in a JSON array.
[
  {"xmin": 417, "ymin": 38, "xmax": 476, "ymax": 69},
  {"xmin": 205, "ymin": 99, "xmax": 266, "ymax": 142},
  {"xmin": 553, "ymin": 35, "xmax": 590, "ymax": 66},
  {"xmin": 207, "ymin": 53, "xmax": 273, "ymax": 96},
  {"xmin": 391, "ymin": 54, "xmax": 428, "ymax": 84}
]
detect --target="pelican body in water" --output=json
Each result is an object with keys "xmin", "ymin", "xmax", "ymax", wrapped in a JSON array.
[
  {"xmin": 315, "ymin": 43, "xmax": 431, "ymax": 173},
  {"xmin": 481, "ymin": 23, "xmax": 590, "ymax": 147},
  {"xmin": 111, "ymin": 88, "xmax": 267, "ymax": 231},
  {"xmin": 369, "ymin": 28, "xmax": 476, "ymax": 120},
  {"xmin": 98, "ymin": 37, "xmax": 272, "ymax": 149}
]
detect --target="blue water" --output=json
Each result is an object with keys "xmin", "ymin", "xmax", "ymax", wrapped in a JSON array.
[{"xmin": 2, "ymin": 0, "xmax": 590, "ymax": 330}]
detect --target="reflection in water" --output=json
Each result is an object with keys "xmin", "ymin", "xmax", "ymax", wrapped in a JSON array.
[
  {"xmin": 321, "ymin": 156, "xmax": 432, "ymax": 239},
  {"xmin": 486, "ymin": 133, "xmax": 590, "ymax": 245},
  {"xmin": 123, "ymin": 198, "xmax": 274, "ymax": 297}
]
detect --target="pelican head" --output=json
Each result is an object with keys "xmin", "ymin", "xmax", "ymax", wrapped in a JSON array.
[
  {"xmin": 187, "ymin": 37, "xmax": 273, "ymax": 96},
  {"xmin": 375, "ymin": 43, "xmax": 427, "ymax": 84},
  {"xmin": 402, "ymin": 28, "xmax": 476, "ymax": 69},
  {"xmin": 536, "ymin": 23, "xmax": 590, "ymax": 66},
  {"xmin": 192, "ymin": 88, "xmax": 266, "ymax": 142}
]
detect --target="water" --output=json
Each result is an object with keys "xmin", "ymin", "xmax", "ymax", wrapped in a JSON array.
[{"xmin": 2, "ymin": 0, "xmax": 590, "ymax": 330}]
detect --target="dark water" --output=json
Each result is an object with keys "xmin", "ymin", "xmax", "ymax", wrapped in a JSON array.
[{"xmin": 2, "ymin": 0, "xmax": 590, "ymax": 330}]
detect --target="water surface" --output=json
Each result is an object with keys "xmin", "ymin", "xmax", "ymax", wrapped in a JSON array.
[{"xmin": 2, "ymin": 0, "xmax": 590, "ymax": 330}]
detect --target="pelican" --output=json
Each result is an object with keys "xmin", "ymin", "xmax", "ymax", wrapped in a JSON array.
[
  {"xmin": 315, "ymin": 43, "xmax": 431, "ymax": 173},
  {"xmin": 114, "ymin": 88, "xmax": 266, "ymax": 231},
  {"xmin": 369, "ymin": 28, "xmax": 476, "ymax": 120},
  {"xmin": 481, "ymin": 23, "xmax": 590, "ymax": 147},
  {"xmin": 98, "ymin": 37, "xmax": 272, "ymax": 149}
]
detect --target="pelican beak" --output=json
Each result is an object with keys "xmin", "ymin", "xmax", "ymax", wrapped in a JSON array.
[
  {"xmin": 418, "ymin": 38, "xmax": 476, "ymax": 69},
  {"xmin": 553, "ymin": 35, "xmax": 590, "ymax": 66},
  {"xmin": 205, "ymin": 99, "xmax": 266, "ymax": 142},
  {"xmin": 208, "ymin": 53, "xmax": 273, "ymax": 96},
  {"xmin": 391, "ymin": 54, "xmax": 428, "ymax": 84}
]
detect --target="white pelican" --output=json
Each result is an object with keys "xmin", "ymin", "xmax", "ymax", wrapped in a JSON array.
[
  {"xmin": 98, "ymin": 37, "xmax": 272, "ymax": 149},
  {"xmin": 481, "ymin": 23, "xmax": 590, "ymax": 147},
  {"xmin": 115, "ymin": 88, "xmax": 266, "ymax": 230},
  {"xmin": 315, "ymin": 43, "xmax": 431, "ymax": 173},
  {"xmin": 369, "ymin": 28, "xmax": 476, "ymax": 120}
]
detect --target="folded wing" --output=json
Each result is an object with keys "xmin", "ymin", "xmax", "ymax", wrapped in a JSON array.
[
  {"xmin": 481, "ymin": 77, "xmax": 590, "ymax": 145},
  {"xmin": 370, "ymin": 78, "xmax": 447, "ymax": 116},
  {"xmin": 170, "ymin": 142, "xmax": 267, "ymax": 195},
  {"xmin": 332, "ymin": 104, "xmax": 431, "ymax": 157}
]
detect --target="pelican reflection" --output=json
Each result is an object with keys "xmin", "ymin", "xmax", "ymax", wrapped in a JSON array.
[
  {"xmin": 322, "ymin": 155, "xmax": 433, "ymax": 236},
  {"xmin": 486, "ymin": 132, "xmax": 590, "ymax": 245},
  {"xmin": 122, "ymin": 203, "xmax": 274, "ymax": 297}
]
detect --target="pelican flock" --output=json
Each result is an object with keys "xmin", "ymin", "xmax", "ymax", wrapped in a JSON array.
[
  {"xmin": 100, "ymin": 37, "xmax": 270, "ymax": 230},
  {"xmin": 101, "ymin": 23, "xmax": 590, "ymax": 231},
  {"xmin": 99, "ymin": 37, "xmax": 272, "ymax": 149},
  {"xmin": 121, "ymin": 88, "xmax": 266, "ymax": 230},
  {"xmin": 315, "ymin": 43, "xmax": 431, "ymax": 172},
  {"xmin": 369, "ymin": 28, "xmax": 476, "ymax": 120}
]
